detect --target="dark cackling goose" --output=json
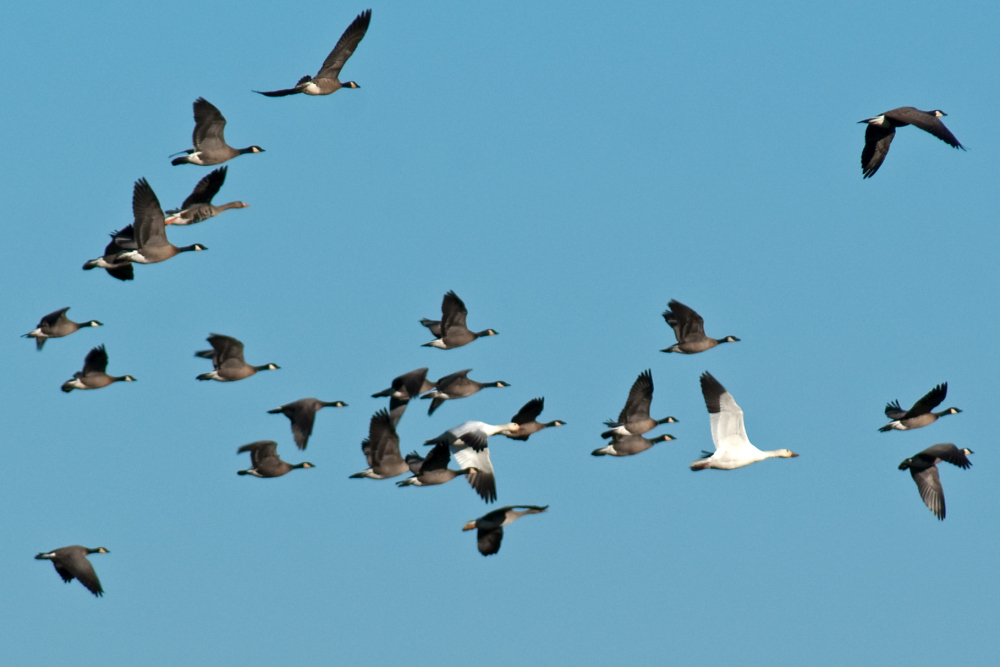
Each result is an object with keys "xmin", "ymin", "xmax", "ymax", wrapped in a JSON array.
[
  {"xmin": 61, "ymin": 345, "xmax": 135, "ymax": 392},
  {"xmin": 255, "ymin": 9, "xmax": 372, "ymax": 97},
  {"xmin": 463, "ymin": 506, "xmax": 548, "ymax": 556},
  {"xmin": 115, "ymin": 179, "xmax": 207, "ymax": 264},
  {"xmin": 35, "ymin": 545, "xmax": 109, "ymax": 597},
  {"xmin": 420, "ymin": 369, "xmax": 509, "ymax": 415},
  {"xmin": 421, "ymin": 291, "xmax": 497, "ymax": 349},
  {"xmin": 661, "ymin": 300, "xmax": 739, "ymax": 354},
  {"xmin": 195, "ymin": 334, "xmax": 279, "ymax": 382},
  {"xmin": 350, "ymin": 409, "xmax": 408, "ymax": 479},
  {"xmin": 268, "ymin": 398, "xmax": 347, "ymax": 450},
  {"xmin": 164, "ymin": 166, "xmax": 248, "ymax": 225},
  {"xmin": 501, "ymin": 397, "xmax": 565, "ymax": 440},
  {"xmin": 898, "ymin": 444, "xmax": 973, "ymax": 520},
  {"xmin": 397, "ymin": 442, "xmax": 476, "ymax": 488},
  {"xmin": 424, "ymin": 421, "xmax": 521, "ymax": 503},
  {"xmin": 691, "ymin": 371, "xmax": 797, "ymax": 470},
  {"xmin": 859, "ymin": 107, "xmax": 964, "ymax": 178},
  {"xmin": 880, "ymin": 383, "xmax": 961, "ymax": 432},
  {"xmin": 171, "ymin": 98, "xmax": 264, "ymax": 166},
  {"xmin": 601, "ymin": 369, "xmax": 677, "ymax": 438},
  {"xmin": 23, "ymin": 307, "xmax": 102, "ymax": 351},
  {"xmin": 237, "ymin": 441, "xmax": 314, "ymax": 478}
]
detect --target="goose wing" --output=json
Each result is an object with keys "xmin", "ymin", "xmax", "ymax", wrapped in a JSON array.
[
  {"xmin": 238, "ymin": 441, "xmax": 279, "ymax": 468},
  {"xmin": 62, "ymin": 549, "xmax": 103, "ymax": 596},
  {"xmin": 451, "ymin": 443, "xmax": 496, "ymax": 502},
  {"xmin": 886, "ymin": 108, "xmax": 963, "ymax": 148},
  {"xmin": 700, "ymin": 372, "xmax": 755, "ymax": 456},
  {"xmin": 440, "ymin": 291, "xmax": 469, "ymax": 334},
  {"xmin": 435, "ymin": 369, "xmax": 473, "ymax": 393},
  {"xmin": 511, "ymin": 397, "xmax": 544, "ymax": 425},
  {"xmin": 905, "ymin": 383, "xmax": 947, "ymax": 418},
  {"xmin": 206, "ymin": 334, "xmax": 246, "ymax": 366},
  {"xmin": 618, "ymin": 370, "xmax": 653, "ymax": 423},
  {"xmin": 369, "ymin": 409, "xmax": 403, "ymax": 468},
  {"xmin": 920, "ymin": 443, "xmax": 972, "ymax": 469},
  {"xmin": 180, "ymin": 166, "xmax": 226, "ymax": 208},
  {"xmin": 317, "ymin": 9, "xmax": 372, "ymax": 80},
  {"xmin": 192, "ymin": 98, "xmax": 228, "ymax": 153},
  {"xmin": 477, "ymin": 527, "xmax": 504, "ymax": 555},
  {"xmin": 82, "ymin": 345, "xmax": 109, "ymax": 375},
  {"xmin": 420, "ymin": 442, "xmax": 452, "ymax": 472},
  {"xmin": 911, "ymin": 465, "xmax": 945, "ymax": 519},
  {"xmin": 132, "ymin": 178, "xmax": 169, "ymax": 248},
  {"xmin": 861, "ymin": 124, "xmax": 895, "ymax": 178},
  {"xmin": 40, "ymin": 307, "xmax": 71, "ymax": 327},
  {"xmin": 884, "ymin": 400, "xmax": 906, "ymax": 420},
  {"xmin": 663, "ymin": 300, "xmax": 706, "ymax": 343},
  {"xmin": 287, "ymin": 403, "xmax": 317, "ymax": 450}
]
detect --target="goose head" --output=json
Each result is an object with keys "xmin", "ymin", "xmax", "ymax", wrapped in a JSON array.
[
  {"xmin": 719, "ymin": 336, "xmax": 740, "ymax": 344},
  {"xmin": 343, "ymin": 81, "xmax": 360, "ymax": 89}
]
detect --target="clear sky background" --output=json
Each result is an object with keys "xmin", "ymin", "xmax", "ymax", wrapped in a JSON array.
[{"xmin": 2, "ymin": 1, "xmax": 998, "ymax": 665}]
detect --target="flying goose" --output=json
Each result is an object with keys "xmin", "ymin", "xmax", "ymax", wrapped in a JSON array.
[
  {"xmin": 237, "ymin": 441, "xmax": 314, "ymax": 478},
  {"xmin": 661, "ymin": 300, "xmax": 739, "ymax": 354},
  {"xmin": 601, "ymin": 369, "xmax": 677, "ymax": 438},
  {"xmin": 397, "ymin": 442, "xmax": 476, "ymax": 487},
  {"xmin": 372, "ymin": 367, "xmax": 436, "ymax": 426},
  {"xmin": 463, "ymin": 506, "xmax": 548, "ymax": 556},
  {"xmin": 82, "ymin": 225, "xmax": 135, "ymax": 281},
  {"xmin": 35, "ymin": 546, "xmax": 109, "ymax": 597},
  {"xmin": 691, "ymin": 371, "xmax": 798, "ymax": 470},
  {"xmin": 350, "ymin": 409, "xmax": 409, "ymax": 479},
  {"xmin": 268, "ymin": 398, "xmax": 347, "ymax": 450},
  {"xmin": 195, "ymin": 334, "xmax": 279, "ymax": 382},
  {"xmin": 880, "ymin": 383, "xmax": 961, "ymax": 432},
  {"xmin": 61, "ymin": 345, "xmax": 135, "ymax": 392},
  {"xmin": 420, "ymin": 369, "xmax": 509, "ymax": 415},
  {"xmin": 501, "ymin": 397, "xmax": 565, "ymax": 441},
  {"xmin": 424, "ymin": 421, "xmax": 521, "ymax": 503},
  {"xmin": 899, "ymin": 444, "xmax": 973, "ymax": 520},
  {"xmin": 421, "ymin": 291, "xmax": 497, "ymax": 349},
  {"xmin": 859, "ymin": 107, "xmax": 964, "ymax": 178},
  {"xmin": 171, "ymin": 98, "xmax": 264, "ymax": 166},
  {"xmin": 114, "ymin": 179, "xmax": 207, "ymax": 264},
  {"xmin": 163, "ymin": 166, "xmax": 248, "ymax": 225},
  {"xmin": 255, "ymin": 9, "xmax": 372, "ymax": 97},
  {"xmin": 23, "ymin": 307, "xmax": 102, "ymax": 351},
  {"xmin": 592, "ymin": 433, "xmax": 675, "ymax": 457}
]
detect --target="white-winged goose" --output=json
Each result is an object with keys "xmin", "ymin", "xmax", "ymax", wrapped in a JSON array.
[
  {"xmin": 350, "ymin": 409, "xmax": 409, "ymax": 479},
  {"xmin": 372, "ymin": 367, "xmax": 436, "ymax": 426},
  {"xmin": 424, "ymin": 421, "xmax": 521, "ymax": 503},
  {"xmin": 268, "ymin": 398, "xmax": 347, "ymax": 450},
  {"xmin": 115, "ymin": 178, "xmax": 207, "ymax": 264},
  {"xmin": 421, "ymin": 291, "xmax": 497, "ymax": 349},
  {"xmin": 255, "ymin": 9, "xmax": 372, "ymax": 97},
  {"xmin": 592, "ymin": 432, "xmax": 675, "ymax": 457},
  {"xmin": 420, "ymin": 369, "xmax": 509, "ymax": 415},
  {"xmin": 163, "ymin": 166, "xmax": 248, "ymax": 225},
  {"xmin": 501, "ymin": 397, "xmax": 565, "ymax": 440},
  {"xmin": 82, "ymin": 226, "xmax": 135, "ymax": 281},
  {"xmin": 661, "ymin": 300, "xmax": 739, "ymax": 354},
  {"xmin": 23, "ymin": 307, "xmax": 102, "ymax": 351},
  {"xmin": 899, "ymin": 444, "xmax": 973, "ymax": 520},
  {"xmin": 237, "ymin": 441, "xmax": 314, "ymax": 477},
  {"xmin": 601, "ymin": 369, "xmax": 677, "ymax": 438},
  {"xmin": 61, "ymin": 345, "xmax": 135, "ymax": 392},
  {"xmin": 691, "ymin": 372, "xmax": 798, "ymax": 470},
  {"xmin": 859, "ymin": 107, "xmax": 964, "ymax": 178},
  {"xmin": 880, "ymin": 383, "xmax": 961, "ymax": 432},
  {"xmin": 171, "ymin": 98, "xmax": 264, "ymax": 166},
  {"xmin": 35, "ymin": 545, "xmax": 109, "ymax": 597},
  {"xmin": 195, "ymin": 334, "xmax": 279, "ymax": 382},
  {"xmin": 463, "ymin": 506, "xmax": 548, "ymax": 557},
  {"xmin": 396, "ymin": 442, "xmax": 476, "ymax": 487}
]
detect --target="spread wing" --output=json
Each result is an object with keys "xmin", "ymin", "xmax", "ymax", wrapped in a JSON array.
[
  {"xmin": 888, "ymin": 108, "xmax": 964, "ymax": 148},
  {"xmin": 700, "ymin": 372, "xmax": 754, "ymax": 456},
  {"xmin": 452, "ymin": 444, "xmax": 495, "ymax": 502},
  {"xmin": 369, "ymin": 409, "xmax": 403, "ymax": 468},
  {"xmin": 206, "ymin": 334, "xmax": 245, "ymax": 366},
  {"xmin": 82, "ymin": 345, "xmax": 109, "ymax": 375},
  {"xmin": 289, "ymin": 407, "xmax": 316, "ymax": 450},
  {"xmin": 440, "ymin": 291, "xmax": 468, "ymax": 334},
  {"xmin": 663, "ymin": 300, "xmax": 706, "ymax": 343},
  {"xmin": 511, "ymin": 397, "xmax": 544, "ymax": 425},
  {"xmin": 65, "ymin": 551, "xmax": 103, "ymax": 596},
  {"xmin": 192, "ymin": 98, "xmax": 227, "ymax": 152},
  {"xmin": 884, "ymin": 400, "xmax": 906, "ymax": 420},
  {"xmin": 861, "ymin": 124, "xmax": 895, "ymax": 178},
  {"xmin": 477, "ymin": 527, "xmax": 504, "ymax": 556},
  {"xmin": 420, "ymin": 442, "xmax": 452, "ymax": 472},
  {"xmin": 41, "ymin": 307, "xmax": 71, "ymax": 327},
  {"xmin": 619, "ymin": 370, "xmax": 653, "ymax": 423},
  {"xmin": 132, "ymin": 178, "xmax": 168, "ymax": 248},
  {"xmin": 238, "ymin": 441, "xmax": 279, "ymax": 468},
  {"xmin": 905, "ymin": 383, "xmax": 947, "ymax": 418},
  {"xmin": 181, "ymin": 166, "xmax": 227, "ymax": 208},
  {"xmin": 911, "ymin": 466, "xmax": 945, "ymax": 520},
  {"xmin": 317, "ymin": 9, "xmax": 372, "ymax": 80}
]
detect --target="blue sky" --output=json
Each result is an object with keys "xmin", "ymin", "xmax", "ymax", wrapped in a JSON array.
[{"xmin": 3, "ymin": 1, "xmax": 998, "ymax": 665}]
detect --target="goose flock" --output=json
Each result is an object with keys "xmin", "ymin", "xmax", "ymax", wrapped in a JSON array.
[{"xmin": 23, "ymin": 8, "xmax": 976, "ymax": 598}]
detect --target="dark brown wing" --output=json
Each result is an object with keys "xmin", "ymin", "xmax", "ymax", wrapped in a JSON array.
[
  {"xmin": 884, "ymin": 400, "xmax": 906, "ymax": 420},
  {"xmin": 905, "ymin": 383, "xmax": 947, "ymax": 418},
  {"xmin": 317, "ymin": 9, "xmax": 372, "ymax": 80},
  {"xmin": 192, "ymin": 98, "xmax": 227, "ymax": 152},
  {"xmin": 440, "ymin": 291, "xmax": 468, "ymax": 334},
  {"xmin": 920, "ymin": 443, "xmax": 972, "ymax": 469},
  {"xmin": 132, "ymin": 178, "xmax": 168, "ymax": 248},
  {"xmin": 911, "ymin": 466, "xmax": 945, "ymax": 520},
  {"xmin": 206, "ymin": 334, "xmax": 246, "ymax": 366},
  {"xmin": 511, "ymin": 397, "xmax": 544, "ymax": 425},
  {"xmin": 181, "ymin": 167, "xmax": 226, "ymax": 208},
  {"xmin": 663, "ymin": 300, "xmax": 706, "ymax": 343},
  {"xmin": 238, "ymin": 440, "xmax": 279, "ymax": 468},
  {"xmin": 289, "ymin": 408, "xmax": 316, "ymax": 450},
  {"xmin": 619, "ymin": 370, "xmax": 653, "ymax": 423},
  {"xmin": 83, "ymin": 345, "xmax": 109, "ymax": 375},
  {"xmin": 420, "ymin": 442, "xmax": 452, "ymax": 472},
  {"xmin": 887, "ymin": 108, "xmax": 964, "ymax": 148},
  {"xmin": 477, "ymin": 527, "xmax": 504, "ymax": 556},
  {"xmin": 63, "ymin": 550, "xmax": 104, "ymax": 596},
  {"xmin": 369, "ymin": 409, "xmax": 402, "ymax": 468},
  {"xmin": 862, "ymin": 124, "xmax": 895, "ymax": 178},
  {"xmin": 40, "ymin": 307, "xmax": 71, "ymax": 327}
]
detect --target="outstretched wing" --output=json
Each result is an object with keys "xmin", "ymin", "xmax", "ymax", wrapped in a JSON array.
[
  {"xmin": 192, "ymin": 98, "xmax": 227, "ymax": 152},
  {"xmin": 181, "ymin": 166, "xmax": 227, "ymax": 208},
  {"xmin": 905, "ymin": 383, "xmax": 947, "ymax": 418},
  {"xmin": 317, "ymin": 9, "xmax": 372, "ymax": 80},
  {"xmin": 861, "ymin": 124, "xmax": 895, "ymax": 179},
  {"xmin": 619, "ymin": 370, "xmax": 653, "ymax": 423},
  {"xmin": 440, "ymin": 291, "xmax": 468, "ymax": 334},
  {"xmin": 663, "ymin": 300, "xmax": 706, "ymax": 343},
  {"xmin": 132, "ymin": 178, "xmax": 168, "ymax": 248},
  {"xmin": 511, "ymin": 397, "xmax": 544, "ymax": 425},
  {"xmin": 82, "ymin": 345, "xmax": 109, "ymax": 375}
]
